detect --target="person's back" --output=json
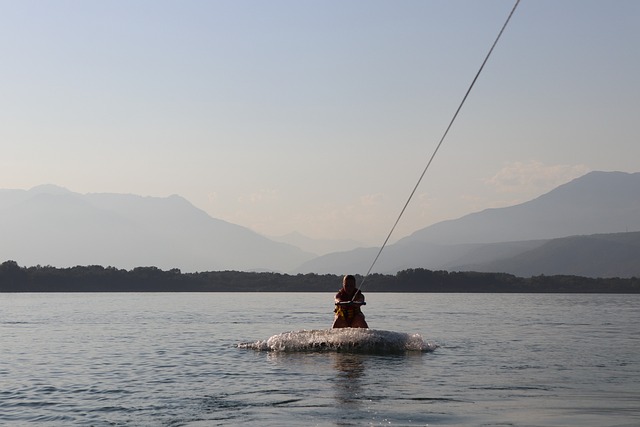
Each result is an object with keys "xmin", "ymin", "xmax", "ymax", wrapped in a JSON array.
[{"xmin": 332, "ymin": 275, "xmax": 368, "ymax": 328}]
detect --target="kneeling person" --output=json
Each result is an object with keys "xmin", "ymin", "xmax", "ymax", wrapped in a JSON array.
[{"xmin": 332, "ymin": 274, "xmax": 369, "ymax": 328}]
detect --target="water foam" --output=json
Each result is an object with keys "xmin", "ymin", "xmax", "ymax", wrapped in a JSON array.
[{"xmin": 238, "ymin": 329, "xmax": 437, "ymax": 353}]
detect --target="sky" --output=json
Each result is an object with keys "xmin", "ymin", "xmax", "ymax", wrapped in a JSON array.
[{"xmin": 1, "ymin": 0, "xmax": 638, "ymax": 246}]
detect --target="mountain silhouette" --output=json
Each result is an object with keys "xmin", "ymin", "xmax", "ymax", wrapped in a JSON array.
[
  {"xmin": 2, "ymin": 171, "xmax": 639, "ymax": 277},
  {"xmin": 294, "ymin": 171, "xmax": 640, "ymax": 277},
  {"xmin": 400, "ymin": 171, "xmax": 640, "ymax": 245},
  {"xmin": 0, "ymin": 186, "xmax": 314, "ymax": 272},
  {"xmin": 452, "ymin": 231, "xmax": 640, "ymax": 278}
]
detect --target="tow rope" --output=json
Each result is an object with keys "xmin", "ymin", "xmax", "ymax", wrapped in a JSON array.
[{"xmin": 356, "ymin": 0, "xmax": 521, "ymax": 296}]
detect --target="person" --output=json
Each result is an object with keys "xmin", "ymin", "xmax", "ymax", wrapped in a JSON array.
[{"xmin": 332, "ymin": 274, "xmax": 369, "ymax": 328}]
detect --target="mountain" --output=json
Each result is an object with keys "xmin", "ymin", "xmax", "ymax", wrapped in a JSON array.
[
  {"xmin": 3, "ymin": 171, "xmax": 638, "ymax": 277},
  {"xmin": 268, "ymin": 231, "xmax": 365, "ymax": 256},
  {"xmin": 0, "ymin": 186, "xmax": 314, "ymax": 272},
  {"xmin": 453, "ymin": 231, "xmax": 640, "ymax": 278},
  {"xmin": 399, "ymin": 171, "xmax": 640, "ymax": 245},
  {"xmin": 293, "ymin": 171, "xmax": 640, "ymax": 278},
  {"xmin": 292, "ymin": 239, "xmax": 547, "ymax": 275}
]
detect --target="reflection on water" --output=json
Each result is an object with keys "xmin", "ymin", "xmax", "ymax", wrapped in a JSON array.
[{"xmin": 331, "ymin": 352, "xmax": 366, "ymax": 412}]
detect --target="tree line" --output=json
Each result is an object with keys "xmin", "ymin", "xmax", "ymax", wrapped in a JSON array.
[{"xmin": 1, "ymin": 261, "xmax": 638, "ymax": 293}]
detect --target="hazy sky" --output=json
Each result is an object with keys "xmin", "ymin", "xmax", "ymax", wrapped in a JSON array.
[{"xmin": 2, "ymin": 0, "xmax": 638, "ymax": 245}]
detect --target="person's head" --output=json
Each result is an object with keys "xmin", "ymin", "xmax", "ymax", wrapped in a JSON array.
[{"xmin": 342, "ymin": 274, "xmax": 356, "ymax": 291}]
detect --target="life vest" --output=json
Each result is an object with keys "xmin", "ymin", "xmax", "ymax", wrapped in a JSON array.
[{"xmin": 334, "ymin": 303, "xmax": 362, "ymax": 320}]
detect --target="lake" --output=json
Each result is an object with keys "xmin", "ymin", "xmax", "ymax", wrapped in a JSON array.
[{"xmin": 1, "ymin": 292, "xmax": 638, "ymax": 426}]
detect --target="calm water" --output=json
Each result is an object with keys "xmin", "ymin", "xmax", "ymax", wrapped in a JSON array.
[{"xmin": 1, "ymin": 292, "xmax": 638, "ymax": 426}]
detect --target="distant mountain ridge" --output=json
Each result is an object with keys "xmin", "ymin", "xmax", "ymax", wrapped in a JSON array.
[
  {"xmin": 0, "ymin": 186, "xmax": 314, "ymax": 272},
  {"xmin": 452, "ymin": 231, "xmax": 640, "ymax": 278},
  {"xmin": 400, "ymin": 171, "xmax": 640, "ymax": 245},
  {"xmin": 2, "ymin": 171, "xmax": 639, "ymax": 278},
  {"xmin": 294, "ymin": 171, "xmax": 640, "ymax": 278},
  {"xmin": 268, "ymin": 231, "xmax": 365, "ymax": 256}
]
